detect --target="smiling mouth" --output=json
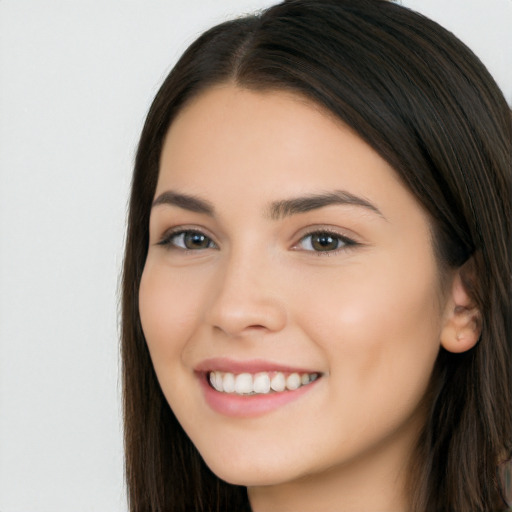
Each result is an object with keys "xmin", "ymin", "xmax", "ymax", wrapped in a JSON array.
[{"xmin": 208, "ymin": 371, "xmax": 321, "ymax": 396}]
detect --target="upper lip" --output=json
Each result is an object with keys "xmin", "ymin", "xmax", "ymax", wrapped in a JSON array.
[{"xmin": 195, "ymin": 357, "xmax": 320, "ymax": 375}]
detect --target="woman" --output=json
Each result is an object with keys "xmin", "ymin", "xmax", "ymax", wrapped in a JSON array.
[{"xmin": 121, "ymin": 0, "xmax": 512, "ymax": 510}]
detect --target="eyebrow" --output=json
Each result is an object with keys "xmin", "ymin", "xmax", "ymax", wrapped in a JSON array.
[
  {"xmin": 151, "ymin": 189, "xmax": 383, "ymax": 220},
  {"xmin": 152, "ymin": 191, "xmax": 215, "ymax": 215},
  {"xmin": 267, "ymin": 190, "xmax": 384, "ymax": 220}
]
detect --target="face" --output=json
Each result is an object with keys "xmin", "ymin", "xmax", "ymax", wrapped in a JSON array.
[{"xmin": 139, "ymin": 85, "xmax": 447, "ymax": 492}]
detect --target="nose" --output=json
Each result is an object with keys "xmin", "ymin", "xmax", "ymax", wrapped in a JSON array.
[{"xmin": 205, "ymin": 250, "xmax": 287, "ymax": 338}]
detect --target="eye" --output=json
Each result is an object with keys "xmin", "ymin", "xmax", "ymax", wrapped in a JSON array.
[
  {"xmin": 158, "ymin": 230, "xmax": 216, "ymax": 250},
  {"xmin": 296, "ymin": 230, "xmax": 356, "ymax": 253}
]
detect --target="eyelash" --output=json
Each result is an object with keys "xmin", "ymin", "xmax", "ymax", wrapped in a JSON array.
[
  {"xmin": 157, "ymin": 228, "xmax": 358, "ymax": 255},
  {"xmin": 157, "ymin": 229, "xmax": 217, "ymax": 251},
  {"xmin": 294, "ymin": 229, "xmax": 358, "ymax": 255}
]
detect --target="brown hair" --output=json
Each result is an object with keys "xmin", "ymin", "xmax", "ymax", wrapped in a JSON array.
[{"xmin": 122, "ymin": 1, "xmax": 512, "ymax": 510}]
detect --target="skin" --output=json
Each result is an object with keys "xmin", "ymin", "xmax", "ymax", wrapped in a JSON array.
[{"xmin": 139, "ymin": 84, "xmax": 478, "ymax": 512}]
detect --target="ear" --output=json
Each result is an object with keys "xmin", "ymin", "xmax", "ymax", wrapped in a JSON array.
[{"xmin": 440, "ymin": 263, "xmax": 482, "ymax": 354}]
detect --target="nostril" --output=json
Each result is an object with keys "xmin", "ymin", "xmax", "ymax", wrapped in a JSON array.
[{"xmin": 208, "ymin": 297, "xmax": 287, "ymax": 337}]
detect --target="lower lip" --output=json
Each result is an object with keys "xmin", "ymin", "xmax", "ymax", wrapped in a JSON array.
[{"xmin": 198, "ymin": 373, "xmax": 321, "ymax": 418}]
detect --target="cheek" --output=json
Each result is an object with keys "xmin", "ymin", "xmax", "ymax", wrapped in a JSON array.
[
  {"xmin": 298, "ymin": 257, "xmax": 442, "ymax": 419},
  {"xmin": 138, "ymin": 260, "xmax": 204, "ymax": 363},
  {"xmin": 138, "ymin": 260, "xmax": 213, "ymax": 424}
]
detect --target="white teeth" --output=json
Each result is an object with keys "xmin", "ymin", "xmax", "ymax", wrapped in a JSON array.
[
  {"xmin": 234, "ymin": 373, "xmax": 253, "ymax": 394},
  {"xmin": 270, "ymin": 372, "xmax": 286, "ymax": 392},
  {"xmin": 253, "ymin": 372, "xmax": 271, "ymax": 394},
  {"xmin": 286, "ymin": 373, "xmax": 301, "ymax": 390},
  {"xmin": 213, "ymin": 371, "xmax": 224, "ymax": 392},
  {"xmin": 208, "ymin": 370, "xmax": 320, "ymax": 395},
  {"xmin": 223, "ymin": 372, "xmax": 235, "ymax": 393}
]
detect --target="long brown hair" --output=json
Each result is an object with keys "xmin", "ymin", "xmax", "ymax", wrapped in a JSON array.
[{"xmin": 122, "ymin": 1, "xmax": 512, "ymax": 510}]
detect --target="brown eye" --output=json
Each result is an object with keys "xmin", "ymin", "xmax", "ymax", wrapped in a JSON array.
[
  {"xmin": 183, "ymin": 231, "xmax": 212, "ymax": 249},
  {"xmin": 310, "ymin": 233, "xmax": 340, "ymax": 251},
  {"xmin": 297, "ymin": 231, "xmax": 355, "ymax": 253},
  {"xmin": 160, "ymin": 230, "xmax": 216, "ymax": 250}
]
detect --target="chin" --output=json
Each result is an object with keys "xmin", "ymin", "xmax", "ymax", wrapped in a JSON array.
[{"xmin": 200, "ymin": 450, "xmax": 303, "ymax": 487}]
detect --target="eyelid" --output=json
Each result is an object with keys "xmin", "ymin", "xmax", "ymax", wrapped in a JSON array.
[
  {"xmin": 154, "ymin": 224, "xmax": 360, "ymax": 254},
  {"xmin": 156, "ymin": 226, "xmax": 218, "ymax": 250},
  {"xmin": 291, "ymin": 226, "xmax": 360, "ymax": 254}
]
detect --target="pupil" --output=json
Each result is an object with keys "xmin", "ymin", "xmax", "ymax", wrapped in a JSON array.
[
  {"xmin": 185, "ymin": 232, "xmax": 209, "ymax": 249},
  {"xmin": 313, "ymin": 234, "xmax": 337, "ymax": 251}
]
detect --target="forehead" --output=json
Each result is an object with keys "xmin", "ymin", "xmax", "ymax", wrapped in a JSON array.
[{"xmin": 160, "ymin": 86, "xmax": 393, "ymax": 186}]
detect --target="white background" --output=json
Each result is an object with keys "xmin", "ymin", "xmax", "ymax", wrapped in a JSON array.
[{"xmin": 0, "ymin": 1, "xmax": 510, "ymax": 511}]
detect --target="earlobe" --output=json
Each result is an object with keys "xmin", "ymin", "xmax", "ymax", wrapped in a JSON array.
[{"xmin": 440, "ymin": 268, "xmax": 482, "ymax": 354}]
